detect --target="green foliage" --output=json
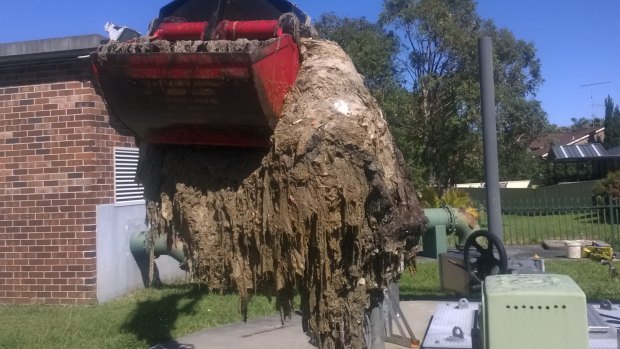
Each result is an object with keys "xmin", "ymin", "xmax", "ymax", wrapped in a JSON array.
[
  {"xmin": 593, "ymin": 170, "xmax": 620, "ymax": 199},
  {"xmin": 381, "ymin": 86, "xmax": 429, "ymax": 190},
  {"xmin": 419, "ymin": 187, "xmax": 442, "ymax": 208},
  {"xmin": 315, "ymin": 13, "xmax": 400, "ymax": 94},
  {"xmin": 481, "ymin": 22, "xmax": 547, "ymax": 182},
  {"xmin": 442, "ymin": 188, "xmax": 474, "ymax": 208},
  {"xmin": 316, "ymin": 1, "xmax": 548, "ymax": 190},
  {"xmin": 499, "ymin": 142, "xmax": 546, "ymax": 181},
  {"xmin": 380, "ymin": 0, "xmax": 484, "ymax": 189},
  {"xmin": 604, "ymin": 95, "xmax": 620, "ymax": 149},
  {"xmin": 419, "ymin": 187, "xmax": 474, "ymax": 209},
  {"xmin": 379, "ymin": 0, "xmax": 547, "ymax": 189},
  {"xmin": 571, "ymin": 116, "xmax": 602, "ymax": 129}
]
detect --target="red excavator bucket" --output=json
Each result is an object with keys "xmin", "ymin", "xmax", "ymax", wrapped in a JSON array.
[{"xmin": 92, "ymin": 0, "xmax": 309, "ymax": 147}]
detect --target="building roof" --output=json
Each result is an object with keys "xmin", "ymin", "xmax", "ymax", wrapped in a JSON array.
[
  {"xmin": 529, "ymin": 127, "xmax": 604, "ymax": 158},
  {"xmin": 0, "ymin": 34, "xmax": 106, "ymax": 65},
  {"xmin": 548, "ymin": 143, "xmax": 607, "ymax": 162}
]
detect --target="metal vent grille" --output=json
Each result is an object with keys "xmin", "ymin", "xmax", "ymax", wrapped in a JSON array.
[{"xmin": 114, "ymin": 147, "xmax": 144, "ymax": 204}]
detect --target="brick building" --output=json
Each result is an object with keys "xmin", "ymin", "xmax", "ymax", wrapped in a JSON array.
[{"xmin": 0, "ymin": 35, "xmax": 139, "ymax": 304}]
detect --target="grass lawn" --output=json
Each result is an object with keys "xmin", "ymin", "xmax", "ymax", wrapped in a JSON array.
[
  {"xmin": 499, "ymin": 212, "xmax": 616, "ymax": 245},
  {"xmin": 0, "ymin": 284, "xmax": 279, "ymax": 349},
  {"xmin": 2, "ymin": 259, "xmax": 619, "ymax": 348},
  {"xmin": 400, "ymin": 259, "xmax": 620, "ymax": 301}
]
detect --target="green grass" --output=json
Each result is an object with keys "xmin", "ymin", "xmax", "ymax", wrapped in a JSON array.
[
  {"xmin": 546, "ymin": 260, "xmax": 620, "ymax": 300},
  {"xmin": 499, "ymin": 212, "xmax": 616, "ymax": 245},
  {"xmin": 400, "ymin": 259, "xmax": 620, "ymax": 301},
  {"xmin": 399, "ymin": 261, "xmax": 450, "ymax": 300},
  {"xmin": 0, "ymin": 284, "xmax": 279, "ymax": 349},
  {"xmin": 445, "ymin": 211, "xmax": 618, "ymax": 249}
]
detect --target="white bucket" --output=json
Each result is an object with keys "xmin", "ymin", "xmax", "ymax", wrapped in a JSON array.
[{"xmin": 565, "ymin": 241, "xmax": 581, "ymax": 259}]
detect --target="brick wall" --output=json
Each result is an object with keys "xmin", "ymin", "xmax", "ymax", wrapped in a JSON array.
[{"xmin": 0, "ymin": 58, "xmax": 135, "ymax": 304}]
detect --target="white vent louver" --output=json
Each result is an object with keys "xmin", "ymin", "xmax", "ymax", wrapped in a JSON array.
[{"xmin": 114, "ymin": 147, "xmax": 144, "ymax": 204}]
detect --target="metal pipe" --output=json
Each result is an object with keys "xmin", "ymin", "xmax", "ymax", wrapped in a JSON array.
[
  {"xmin": 213, "ymin": 20, "xmax": 283, "ymax": 41},
  {"xmin": 479, "ymin": 37, "xmax": 503, "ymax": 241},
  {"xmin": 152, "ymin": 20, "xmax": 284, "ymax": 41},
  {"xmin": 129, "ymin": 230, "xmax": 187, "ymax": 265},
  {"xmin": 423, "ymin": 207, "xmax": 480, "ymax": 246},
  {"xmin": 152, "ymin": 22, "xmax": 209, "ymax": 41},
  {"xmin": 368, "ymin": 289, "xmax": 386, "ymax": 349}
]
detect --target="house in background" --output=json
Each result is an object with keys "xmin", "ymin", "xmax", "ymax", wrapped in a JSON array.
[
  {"xmin": 529, "ymin": 126, "xmax": 605, "ymax": 159},
  {"xmin": 0, "ymin": 35, "xmax": 185, "ymax": 305}
]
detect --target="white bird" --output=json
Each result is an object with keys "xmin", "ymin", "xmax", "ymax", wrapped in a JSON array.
[{"xmin": 104, "ymin": 22, "xmax": 141, "ymax": 42}]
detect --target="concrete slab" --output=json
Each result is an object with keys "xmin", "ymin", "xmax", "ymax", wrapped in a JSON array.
[
  {"xmin": 153, "ymin": 313, "xmax": 313, "ymax": 349},
  {"xmin": 419, "ymin": 245, "xmax": 568, "ymax": 263},
  {"xmin": 386, "ymin": 301, "xmax": 439, "ymax": 349},
  {"xmin": 505, "ymin": 244, "xmax": 566, "ymax": 259},
  {"xmin": 156, "ymin": 301, "xmax": 442, "ymax": 349}
]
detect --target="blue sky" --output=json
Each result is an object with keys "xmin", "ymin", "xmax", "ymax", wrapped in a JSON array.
[{"xmin": 1, "ymin": 0, "xmax": 618, "ymax": 126}]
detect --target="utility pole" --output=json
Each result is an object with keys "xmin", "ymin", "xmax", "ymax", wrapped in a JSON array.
[{"xmin": 479, "ymin": 37, "xmax": 503, "ymax": 241}]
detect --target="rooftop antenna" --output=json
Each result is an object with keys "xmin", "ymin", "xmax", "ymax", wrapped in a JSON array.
[{"xmin": 581, "ymin": 81, "xmax": 611, "ymax": 118}]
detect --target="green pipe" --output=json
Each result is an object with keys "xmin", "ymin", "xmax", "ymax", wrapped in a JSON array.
[
  {"xmin": 423, "ymin": 206, "xmax": 480, "ymax": 247},
  {"xmin": 128, "ymin": 207, "xmax": 475, "ymax": 265},
  {"xmin": 129, "ymin": 231, "xmax": 187, "ymax": 265}
]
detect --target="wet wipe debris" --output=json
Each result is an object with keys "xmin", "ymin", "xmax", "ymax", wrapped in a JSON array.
[{"xmin": 134, "ymin": 39, "xmax": 425, "ymax": 348}]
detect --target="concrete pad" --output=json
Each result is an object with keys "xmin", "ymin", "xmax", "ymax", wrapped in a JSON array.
[
  {"xmin": 154, "ymin": 313, "xmax": 314, "ymax": 349},
  {"xmin": 542, "ymin": 240, "xmax": 567, "ymax": 251},
  {"xmin": 386, "ymin": 301, "xmax": 439, "ymax": 349},
  {"xmin": 505, "ymin": 244, "xmax": 566, "ymax": 259},
  {"xmin": 158, "ymin": 301, "xmax": 442, "ymax": 349}
]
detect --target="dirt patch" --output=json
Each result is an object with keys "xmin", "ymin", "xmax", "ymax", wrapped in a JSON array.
[{"xmin": 137, "ymin": 38, "xmax": 425, "ymax": 348}]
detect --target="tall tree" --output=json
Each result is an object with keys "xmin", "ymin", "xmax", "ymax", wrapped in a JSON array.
[
  {"xmin": 604, "ymin": 95, "xmax": 620, "ymax": 149},
  {"xmin": 380, "ymin": 0, "xmax": 547, "ymax": 189},
  {"xmin": 380, "ymin": 0, "xmax": 483, "ymax": 189},
  {"xmin": 570, "ymin": 117, "xmax": 592, "ymax": 129},
  {"xmin": 487, "ymin": 24, "xmax": 546, "ymax": 181},
  {"xmin": 317, "ymin": 1, "xmax": 547, "ymax": 190}
]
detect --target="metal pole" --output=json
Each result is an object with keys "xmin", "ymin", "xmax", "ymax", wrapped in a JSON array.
[
  {"xmin": 609, "ymin": 198, "xmax": 617, "ymax": 248},
  {"xmin": 369, "ymin": 305, "xmax": 385, "ymax": 349},
  {"xmin": 479, "ymin": 37, "xmax": 503, "ymax": 240},
  {"xmin": 368, "ymin": 289, "xmax": 385, "ymax": 349}
]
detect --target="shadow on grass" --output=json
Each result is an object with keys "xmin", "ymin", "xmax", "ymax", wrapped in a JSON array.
[
  {"xmin": 122, "ymin": 285, "xmax": 203, "ymax": 348},
  {"xmin": 399, "ymin": 285, "xmax": 481, "ymax": 302}
]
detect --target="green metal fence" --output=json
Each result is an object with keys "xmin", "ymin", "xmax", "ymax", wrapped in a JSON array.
[{"xmin": 476, "ymin": 197, "xmax": 620, "ymax": 248}]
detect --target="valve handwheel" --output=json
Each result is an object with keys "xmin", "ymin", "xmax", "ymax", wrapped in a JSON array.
[{"xmin": 463, "ymin": 230, "xmax": 508, "ymax": 283}]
